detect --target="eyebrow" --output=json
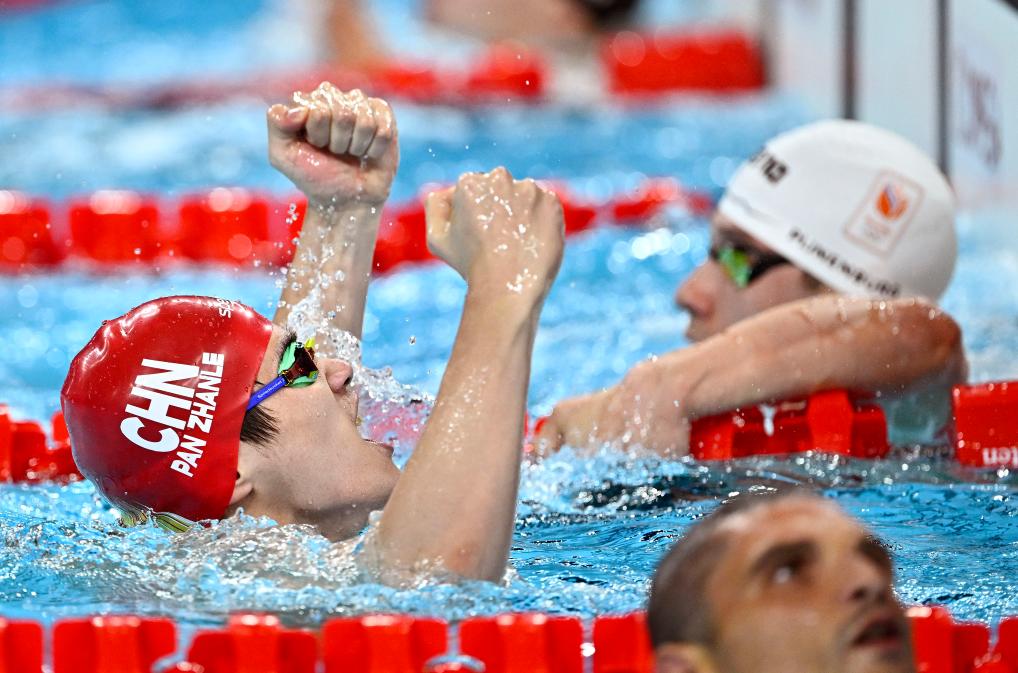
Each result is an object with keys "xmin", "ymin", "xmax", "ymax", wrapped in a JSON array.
[
  {"xmin": 747, "ymin": 539, "xmax": 816, "ymax": 579},
  {"xmin": 712, "ymin": 226, "xmax": 772, "ymax": 253},
  {"xmin": 275, "ymin": 328, "xmax": 298, "ymax": 365},
  {"xmin": 713, "ymin": 226, "xmax": 752, "ymax": 245},
  {"xmin": 746, "ymin": 536, "xmax": 894, "ymax": 581}
]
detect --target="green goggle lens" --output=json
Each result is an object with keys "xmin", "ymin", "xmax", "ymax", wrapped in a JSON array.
[{"xmin": 716, "ymin": 246, "xmax": 752, "ymax": 288}]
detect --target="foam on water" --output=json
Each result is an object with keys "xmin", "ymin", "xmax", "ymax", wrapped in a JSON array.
[{"xmin": 2, "ymin": 449, "xmax": 1016, "ymax": 629}]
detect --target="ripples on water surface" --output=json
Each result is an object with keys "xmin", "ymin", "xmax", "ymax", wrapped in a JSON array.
[
  {"xmin": 1, "ymin": 0, "xmax": 1017, "ymax": 632},
  {"xmin": 2, "ymin": 453, "xmax": 1017, "ymax": 630},
  {"xmin": 1, "ymin": 224, "xmax": 1017, "ymax": 630}
]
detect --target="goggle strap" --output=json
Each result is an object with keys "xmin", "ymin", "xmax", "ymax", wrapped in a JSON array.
[{"xmin": 246, "ymin": 375, "xmax": 287, "ymax": 411}]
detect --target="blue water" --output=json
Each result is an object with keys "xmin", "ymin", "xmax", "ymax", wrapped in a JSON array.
[{"xmin": 2, "ymin": 0, "xmax": 1018, "ymax": 637}]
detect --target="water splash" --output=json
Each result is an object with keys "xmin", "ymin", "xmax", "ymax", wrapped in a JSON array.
[{"xmin": 284, "ymin": 270, "xmax": 433, "ymax": 462}]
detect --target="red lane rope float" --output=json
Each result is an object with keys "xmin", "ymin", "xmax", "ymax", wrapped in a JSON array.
[
  {"xmin": 52, "ymin": 616, "xmax": 177, "ymax": 673},
  {"xmin": 0, "ymin": 178, "xmax": 711, "ymax": 274},
  {"xmin": 532, "ymin": 380, "xmax": 1018, "ymax": 466},
  {"xmin": 358, "ymin": 42, "xmax": 548, "ymax": 104},
  {"xmin": 0, "ymin": 384, "xmax": 1014, "ymax": 487},
  {"xmin": 603, "ymin": 28, "xmax": 765, "ymax": 95},
  {"xmin": 908, "ymin": 606, "xmax": 985, "ymax": 673},
  {"xmin": 0, "ymin": 406, "xmax": 80, "ymax": 484},
  {"xmin": 1, "ymin": 384, "xmax": 1016, "ymax": 487},
  {"xmin": 0, "ymin": 29, "xmax": 763, "ymax": 113},
  {"xmin": 69, "ymin": 191, "xmax": 162, "ymax": 264},
  {"xmin": 999, "ymin": 618, "xmax": 1018, "ymax": 673},
  {"xmin": 688, "ymin": 390, "xmax": 889, "ymax": 461},
  {"xmin": 0, "ymin": 618, "xmax": 44, "ymax": 673},
  {"xmin": 610, "ymin": 177, "xmax": 713, "ymax": 223},
  {"xmin": 952, "ymin": 381, "xmax": 1018, "ymax": 469},
  {"xmin": 0, "ymin": 43, "xmax": 547, "ymax": 114},
  {"xmin": 592, "ymin": 612, "xmax": 653, "ymax": 673},
  {"xmin": 188, "ymin": 614, "xmax": 317, "ymax": 673},
  {"xmin": 323, "ymin": 614, "xmax": 448, "ymax": 672},
  {"xmin": 178, "ymin": 188, "xmax": 272, "ymax": 264},
  {"xmin": 458, "ymin": 613, "xmax": 583, "ymax": 673},
  {"xmin": 374, "ymin": 200, "xmax": 432, "ymax": 274},
  {"xmin": 0, "ymin": 609, "xmax": 1009, "ymax": 672},
  {"xmin": 0, "ymin": 191, "xmax": 64, "ymax": 269},
  {"xmin": 955, "ymin": 622, "xmax": 993, "ymax": 673}
]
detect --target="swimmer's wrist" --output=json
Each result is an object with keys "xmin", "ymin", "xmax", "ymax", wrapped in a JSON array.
[
  {"xmin": 667, "ymin": 331, "xmax": 746, "ymax": 421},
  {"xmin": 306, "ymin": 197, "xmax": 386, "ymax": 219},
  {"xmin": 298, "ymin": 200, "xmax": 385, "ymax": 246},
  {"xmin": 464, "ymin": 276, "xmax": 550, "ymax": 310},
  {"xmin": 463, "ymin": 287, "xmax": 543, "ymax": 325}
]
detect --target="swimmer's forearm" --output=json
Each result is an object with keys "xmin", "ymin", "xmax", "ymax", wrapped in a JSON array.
[
  {"xmin": 272, "ymin": 202, "xmax": 382, "ymax": 339},
  {"xmin": 675, "ymin": 297, "xmax": 966, "ymax": 420},
  {"xmin": 372, "ymin": 292, "xmax": 541, "ymax": 582}
]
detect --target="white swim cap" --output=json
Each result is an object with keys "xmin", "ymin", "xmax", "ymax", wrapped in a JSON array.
[{"xmin": 717, "ymin": 120, "xmax": 957, "ymax": 301}]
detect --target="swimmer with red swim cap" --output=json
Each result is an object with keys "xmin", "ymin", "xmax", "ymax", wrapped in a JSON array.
[
  {"xmin": 61, "ymin": 83, "xmax": 564, "ymax": 584},
  {"xmin": 538, "ymin": 120, "xmax": 968, "ymax": 455}
]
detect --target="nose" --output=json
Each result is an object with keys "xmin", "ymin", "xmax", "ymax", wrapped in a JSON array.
[
  {"xmin": 841, "ymin": 554, "xmax": 893, "ymax": 606},
  {"xmin": 675, "ymin": 262, "xmax": 718, "ymax": 318},
  {"xmin": 320, "ymin": 358, "xmax": 354, "ymax": 395}
]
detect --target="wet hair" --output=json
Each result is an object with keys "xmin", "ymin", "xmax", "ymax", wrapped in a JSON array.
[
  {"xmin": 647, "ymin": 487, "xmax": 821, "ymax": 648},
  {"xmin": 573, "ymin": 0, "xmax": 640, "ymax": 29},
  {"xmin": 240, "ymin": 404, "xmax": 279, "ymax": 447}
]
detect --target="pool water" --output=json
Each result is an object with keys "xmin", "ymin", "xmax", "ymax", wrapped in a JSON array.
[
  {"xmin": 2, "ymin": 0, "xmax": 1018, "ymax": 638},
  {"xmin": 2, "ymin": 220, "xmax": 1018, "ymax": 632}
]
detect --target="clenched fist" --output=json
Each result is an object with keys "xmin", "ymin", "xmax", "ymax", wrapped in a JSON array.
[
  {"xmin": 424, "ymin": 167, "xmax": 564, "ymax": 304},
  {"xmin": 267, "ymin": 83, "xmax": 399, "ymax": 209}
]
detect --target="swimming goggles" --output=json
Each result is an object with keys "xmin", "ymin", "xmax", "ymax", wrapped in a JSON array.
[
  {"xmin": 247, "ymin": 338, "xmax": 319, "ymax": 410},
  {"xmin": 709, "ymin": 243, "xmax": 790, "ymax": 288}
]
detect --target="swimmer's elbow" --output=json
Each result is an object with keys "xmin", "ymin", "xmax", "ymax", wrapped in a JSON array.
[
  {"xmin": 438, "ymin": 541, "xmax": 505, "ymax": 583},
  {"xmin": 377, "ymin": 539, "xmax": 504, "ymax": 584},
  {"xmin": 895, "ymin": 299, "xmax": 965, "ymax": 382},
  {"xmin": 360, "ymin": 540, "xmax": 503, "ymax": 587}
]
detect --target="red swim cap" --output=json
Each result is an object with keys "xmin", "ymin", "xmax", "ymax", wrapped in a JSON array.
[{"xmin": 61, "ymin": 296, "xmax": 274, "ymax": 523}]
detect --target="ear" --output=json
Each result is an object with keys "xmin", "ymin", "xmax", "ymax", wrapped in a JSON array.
[
  {"xmin": 230, "ymin": 470, "xmax": 254, "ymax": 508},
  {"xmin": 655, "ymin": 643, "xmax": 719, "ymax": 673},
  {"xmin": 229, "ymin": 447, "xmax": 258, "ymax": 509}
]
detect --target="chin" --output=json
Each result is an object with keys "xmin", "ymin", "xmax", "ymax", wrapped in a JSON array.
[
  {"xmin": 845, "ymin": 645, "xmax": 915, "ymax": 673},
  {"xmin": 364, "ymin": 456, "xmax": 401, "ymax": 510}
]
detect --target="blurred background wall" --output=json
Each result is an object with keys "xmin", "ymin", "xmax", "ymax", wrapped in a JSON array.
[{"xmin": 723, "ymin": 0, "xmax": 1016, "ymax": 237}]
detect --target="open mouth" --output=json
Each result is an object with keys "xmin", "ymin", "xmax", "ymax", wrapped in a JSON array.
[{"xmin": 852, "ymin": 615, "xmax": 904, "ymax": 649}]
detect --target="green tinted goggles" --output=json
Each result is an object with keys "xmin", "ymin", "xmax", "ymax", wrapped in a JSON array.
[
  {"xmin": 709, "ymin": 244, "xmax": 790, "ymax": 288},
  {"xmin": 246, "ymin": 338, "xmax": 319, "ymax": 410}
]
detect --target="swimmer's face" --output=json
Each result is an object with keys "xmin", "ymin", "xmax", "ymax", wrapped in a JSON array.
[
  {"xmin": 235, "ymin": 325, "xmax": 400, "ymax": 540},
  {"xmin": 658, "ymin": 497, "xmax": 913, "ymax": 673},
  {"xmin": 675, "ymin": 213, "xmax": 824, "ymax": 342}
]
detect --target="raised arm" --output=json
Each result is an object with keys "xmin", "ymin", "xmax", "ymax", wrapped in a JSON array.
[
  {"xmin": 366, "ymin": 168, "xmax": 564, "ymax": 583},
  {"xmin": 325, "ymin": 0, "xmax": 389, "ymax": 71},
  {"xmin": 266, "ymin": 83, "xmax": 398, "ymax": 339},
  {"xmin": 538, "ymin": 295, "xmax": 966, "ymax": 456}
]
